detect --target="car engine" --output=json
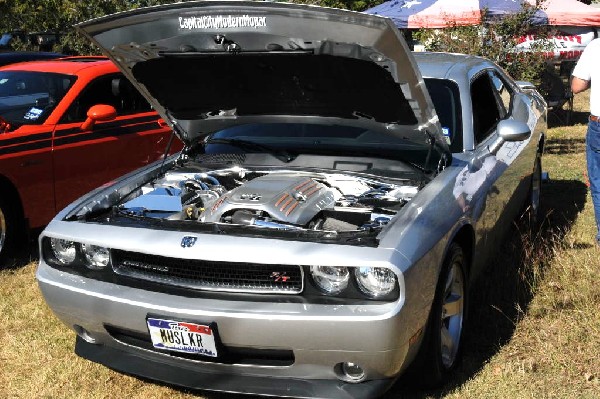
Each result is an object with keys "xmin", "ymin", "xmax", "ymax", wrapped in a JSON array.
[{"xmin": 118, "ymin": 167, "xmax": 420, "ymax": 233}]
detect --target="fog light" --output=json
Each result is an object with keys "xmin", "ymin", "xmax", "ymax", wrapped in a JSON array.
[
  {"xmin": 81, "ymin": 244, "xmax": 110, "ymax": 269},
  {"xmin": 341, "ymin": 362, "xmax": 365, "ymax": 382},
  {"xmin": 49, "ymin": 238, "xmax": 77, "ymax": 265}
]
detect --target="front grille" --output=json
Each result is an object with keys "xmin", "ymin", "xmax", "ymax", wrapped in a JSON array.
[{"xmin": 111, "ymin": 250, "xmax": 303, "ymax": 294}]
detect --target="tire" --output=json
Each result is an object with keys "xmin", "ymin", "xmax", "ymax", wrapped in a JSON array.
[
  {"xmin": 0, "ymin": 196, "xmax": 18, "ymax": 265},
  {"xmin": 525, "ymin": 156, "xmax": 542, "ymax": 226},
  {"xmin": 413, "ymin": 243, "xmax": 467, "ymax": 386}
]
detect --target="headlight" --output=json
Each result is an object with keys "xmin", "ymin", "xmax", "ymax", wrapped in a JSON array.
[
  {"xmin": 310, "ymin": 266, "xmax": 349, "ymax": 294},
  {"xmin": 44, "ymin": 237, "xmax": 112, "ymax": 272},
  {"xmin": 49, "ymin": 238, "xmax": 77, "ymax": 265},
  {"xmin": 81, "ymin": 244, "xmax": 110, "ymax": 269},
  {"xmin": 355, "ymin": 267, "xmax": 396, "ymax": 298}
]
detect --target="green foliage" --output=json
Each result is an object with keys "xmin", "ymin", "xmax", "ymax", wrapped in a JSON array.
[
  {"xmin": 414, "ymin": 3, "xmax": 553, "ymax": 82},
  {"xmin": 0, "ymin": 0, "xmax": 195, "ymax": 54},
  {"xmin": 0, "ymin": 0, "xmax": 556, "ymax": 84},
  {"xmin": 0, "ymin": 0, "xmax": 385, "ymax": 54}
]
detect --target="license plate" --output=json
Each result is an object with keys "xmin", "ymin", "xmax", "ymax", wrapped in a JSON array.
[{"xmin": 147, "ymin": 317, "xmax": 218, "ymax": 357}]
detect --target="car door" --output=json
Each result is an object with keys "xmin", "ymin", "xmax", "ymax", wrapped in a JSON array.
[
  {"xmin": 52, "ymin": 73, "xmax": 175, "ymax": 212},
  {"xmin": 486, "ymin": 69, "xmax": 536, "ymax": 221},
  {"xmin": 468, "ymin": 69, "xmax": 531, "ymax": 256},
  {"xmin": 0, "ymin": 70, "xmax": 77, "ymax": 229},
  {"xmin": 0, "ymin": 125, "xmax": 55, "ymax": 227}
]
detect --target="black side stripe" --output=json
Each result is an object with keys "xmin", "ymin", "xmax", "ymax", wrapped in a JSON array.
[
  {"xmin": 0, "ymin": 138, "xmax": 52, "ymax": 156},
  {"xmin": 0, "ymin": 115, "xmax": 162, "ymax": 156},
  {"xmin": 53, "ymin": 114, "xmax": 160, "ymax": 139},
  {"xmin": 53, "ymin": 121, "xmax": 163, "ymax": 147},
  {"xmin": 0, "ymin": 131, "xmax": 53, "ymax": 147}
]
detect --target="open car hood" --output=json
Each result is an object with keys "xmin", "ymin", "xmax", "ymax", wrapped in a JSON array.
[{"xmin": 77, "ymin": 1, "xmax": 449, "ymax": 157}]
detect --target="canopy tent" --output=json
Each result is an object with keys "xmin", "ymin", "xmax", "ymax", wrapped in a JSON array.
[
  {"xmin": 365, "ymin": 0, "xmax": 600, "ymax": 28},
  {"xmin": 542, "ymin": 0, "xmax": 600, "ymax": 26}
]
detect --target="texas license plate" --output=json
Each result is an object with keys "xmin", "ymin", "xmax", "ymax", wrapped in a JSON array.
[{"xmin": 147, "ymin": 317, "xmax": 218, "ymax": 357}]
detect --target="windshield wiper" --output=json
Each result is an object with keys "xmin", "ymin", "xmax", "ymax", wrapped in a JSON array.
[{"xmin": 205, "ymin": 138, "xmax": 296, "ymax": 163}]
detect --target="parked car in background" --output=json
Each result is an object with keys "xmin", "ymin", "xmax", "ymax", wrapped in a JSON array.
[
  {"xmin": 0, "ymin": 51, "xmax": 65, "ymax": 67},
  {"xmin": 36, "ymin": 2, "xmax": 546, "ymax": 399},
  {"xmin": 0, "ymin": 56, "xmax": 177, "ymax": 262}
]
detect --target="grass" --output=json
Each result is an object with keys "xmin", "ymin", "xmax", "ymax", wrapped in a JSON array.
[{"xmin": 1, "ymin": 94, "xmax": 599, "ymax": 398}]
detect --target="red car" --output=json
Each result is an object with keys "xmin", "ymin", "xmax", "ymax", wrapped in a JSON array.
[{"xmin": 0, "ymin": 56, "xmax": 178, "ymax": 261}]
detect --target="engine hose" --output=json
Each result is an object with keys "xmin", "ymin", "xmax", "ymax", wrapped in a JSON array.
[
  {"xmin": 183, "ymin": 179, "xmax": 209, "ymax": 191},
  {"xmin": 194, "ymin": 173, "xmax": 220, "ymax": 186}
]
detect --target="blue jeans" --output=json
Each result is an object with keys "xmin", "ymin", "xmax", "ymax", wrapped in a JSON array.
[{"xmin": 586, "ymin": 118, "xmax": 600, "ymax": 243}]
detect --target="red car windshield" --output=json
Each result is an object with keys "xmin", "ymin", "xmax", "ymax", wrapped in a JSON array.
[{"xmin": 0, "ymin": 71, "xmax": 76, "ymax": 127}]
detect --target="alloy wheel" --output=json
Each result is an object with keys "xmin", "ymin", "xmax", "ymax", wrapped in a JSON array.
[{"xmin": 440, "ymin": 262, "xmax": 465, "ymax": 368}]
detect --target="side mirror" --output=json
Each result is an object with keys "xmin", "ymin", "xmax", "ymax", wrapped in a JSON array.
[
  {"xmin": 515, "ymin": 81, "xmax": 537, "ymax": 91},
  {"xmin": 81, "ymin": 104, "xmax": 117, "ymax": 131},
  {"xmin": 489, "ymin": 119, "xmax": 531, "ymax": 155}
]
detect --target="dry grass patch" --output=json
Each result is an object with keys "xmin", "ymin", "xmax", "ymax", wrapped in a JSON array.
[{"xmin": 0, "ymin": 263, "xmax": 202, "ymax": 399}]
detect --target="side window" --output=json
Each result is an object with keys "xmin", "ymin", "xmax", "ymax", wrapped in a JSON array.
[
  {"xmin": 61, "ymin": 74, "xmax": 152, "ymax": 123},
  {"xmin": 489, "ymin": 70, "xmax": 512, "ymax": 117},
  {"xmin": 471, "ymin": 73, "xmax": 502, "ymax": 145},
  {"xmin": 424, "ymin": 78, "xmax": 463, "ymax": 153}
]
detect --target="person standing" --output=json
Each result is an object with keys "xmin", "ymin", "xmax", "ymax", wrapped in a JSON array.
[{"xmin": 572, "ymin": 38, "xmax": 600, "ymax": 245}]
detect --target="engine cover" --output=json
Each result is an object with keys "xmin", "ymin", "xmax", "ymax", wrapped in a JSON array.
[{"xmin": 205, "ymin": 174, "xmax": 335, "ymax": 225}]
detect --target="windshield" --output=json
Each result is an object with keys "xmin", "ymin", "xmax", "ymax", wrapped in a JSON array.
[
  {"xmin": 203, "ymin": 123, "xmax": 435, "ymax": 170},
  {"xmin": 0, "ymin": 71, "xmax": 76, "ymax": 127}
]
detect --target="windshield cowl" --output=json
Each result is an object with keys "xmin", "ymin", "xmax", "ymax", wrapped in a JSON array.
[{"xmin": 178, "ymin": 122, "xmax": 442, "ymax": 175}]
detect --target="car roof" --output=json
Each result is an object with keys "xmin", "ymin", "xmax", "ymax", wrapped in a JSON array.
[
  {"xmin": 0, "ymin": 51, "xmax": 65, "ymax": 66},
  {"xmin": 0, "ymin": 56, "xmax": 118, "ymax": 75},
  {"xmin": 413, "ymin": 52, "xmax": 496, "ymax": 82}
]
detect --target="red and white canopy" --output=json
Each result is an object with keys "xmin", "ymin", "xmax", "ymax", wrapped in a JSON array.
[{"xmin": 365, "ymin": 0, "xmax": 600, "ymax": 28}]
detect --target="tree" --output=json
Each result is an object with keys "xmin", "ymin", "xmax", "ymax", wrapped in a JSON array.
[
  {"xmin": 413, "ymin": 3, "xmax": 553, "ymax": 82},
  {"xmin": 0, "ymin": 0, "xmax": 193, "ymax": 54}
]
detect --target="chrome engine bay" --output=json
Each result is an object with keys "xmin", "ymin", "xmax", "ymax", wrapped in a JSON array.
[{"xmin": 118, "ymin": 167, "xmax": 420, "ymax": 233}]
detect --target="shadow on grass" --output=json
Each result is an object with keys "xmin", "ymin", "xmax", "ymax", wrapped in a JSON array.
[
  {"xmin": 0, "ymin": 230, "xmax": 40, "ymax": 271},
  {"xmin": 544, "ymin": 137, "xmax": 586, "ymax": 155}
]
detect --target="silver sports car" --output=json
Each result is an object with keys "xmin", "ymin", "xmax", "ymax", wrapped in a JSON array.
[{"xmin": 36, "ymin": 2, "xmax": 546, "ymax": 398}]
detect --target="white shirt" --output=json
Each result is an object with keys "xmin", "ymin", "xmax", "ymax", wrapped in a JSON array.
[{"xmin": 572, "ymin": 38, "xmax": 600, "ymax": 116}]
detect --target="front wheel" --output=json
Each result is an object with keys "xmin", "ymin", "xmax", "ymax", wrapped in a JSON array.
[{"xmin": 413, "ymin": 243, "xmax": 467, "ymax": 386}]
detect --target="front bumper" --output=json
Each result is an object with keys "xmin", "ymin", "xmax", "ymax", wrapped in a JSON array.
[
  {"xmin": 76, "ymin": 336, "xmax": 395, "ymax": 398},
  {"xmin": 37, "ymin": 261, "xmax": 416, "ymax": 399}
]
